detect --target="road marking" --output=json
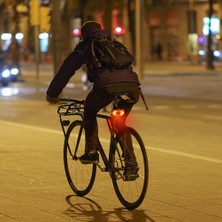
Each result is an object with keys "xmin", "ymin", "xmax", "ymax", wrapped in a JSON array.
[
  {"xmin": 1, "ymin": 119, "xmax": 221, "ymax": 164},
  {"xmin": 0, "ymin": 119, "xmax": 62, "ymax": 135},
  {"xmin": 152, "ymin": 105, "xmax": 170, "ymax": 110},
  {"xmin": 180, "ymin": 105, "xmax": 196, "ymax": 109},
  {"xmin": 100, "ymin": 139, "xmax": 222, "ymax": 164},
  {"xmin": 151, "ymin": 104, "xmax": 222, "ymax": 111},
  {"xmin": 207, "ymin": 104, "xmax": 222, "ymax": 109},
  {"xmin": 202, "ymin": 115, "xmax": 222, "ymax": 121},
  {"xmin": 148, "ymin": 146, "xmax": 222, "ymax": 163}
]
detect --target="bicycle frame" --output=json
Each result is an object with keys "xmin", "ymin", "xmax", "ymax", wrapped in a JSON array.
[
  {"xmin": 57, "ymin": 100, "xmax": 122, "ymax": 173},
  {"xmin": 96, "ymin": 112, "xmax": 117, "ymax": 172}
]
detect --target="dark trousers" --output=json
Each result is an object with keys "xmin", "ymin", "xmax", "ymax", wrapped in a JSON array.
[{"xmin": 84, "ymin": 82, "xmax": 140, "ymax": 151}]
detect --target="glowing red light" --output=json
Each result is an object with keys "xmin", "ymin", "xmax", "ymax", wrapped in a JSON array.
[
  {"xmin": 112, "ymin": 109, "xmax": 125, "ymax": 116},
  {"xmin": 114, "ymin": 26, "xmax": 125, "ymax": 35},
  {"xmin": 72, "ymin": 28, "xmax": 81, "ymax": 37}
]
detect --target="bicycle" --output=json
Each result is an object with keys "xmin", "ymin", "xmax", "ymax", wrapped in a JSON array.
[{"xmin": 57, "ymin": 97, "xmax": 149, "ymax": 210}]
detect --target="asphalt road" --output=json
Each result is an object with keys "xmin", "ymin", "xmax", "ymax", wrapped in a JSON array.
[{"xmin": 0, "ymin": 62, "xmax": 222, "ymax": 222}]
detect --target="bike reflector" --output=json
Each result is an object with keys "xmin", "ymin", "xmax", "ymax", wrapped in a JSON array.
[{"xmin": 112, "ymin": 109, "xmax": 125, "ymax": 117}]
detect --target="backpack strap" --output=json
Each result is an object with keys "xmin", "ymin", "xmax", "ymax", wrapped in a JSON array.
[
  {"xmin": 139, "ymin": 87, "xmax": 149, "ymax": 111},
  {"xmin": 90, "ymin": 40, "xmax": 102, "ymax": 68}
]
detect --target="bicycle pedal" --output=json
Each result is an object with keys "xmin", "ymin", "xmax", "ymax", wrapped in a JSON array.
[
  {"xmin": 79, "ymin": 152, "xmax": 99, "ymax": 164},
  {"xmin": 124, "ymin": 173, "xmax": 139, "ymax": 181},
  {"xmin": 80, "ymin": 159, "xmax": 99, "ymax": 164},
  {"xmin": 123, "ymin": 167, "xmax": 139, "ymax": 181}
]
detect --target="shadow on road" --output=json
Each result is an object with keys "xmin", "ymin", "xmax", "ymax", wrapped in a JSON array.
[{"xmin": 63, "ymin": 195, "xmax": 155, "ymax": 222}]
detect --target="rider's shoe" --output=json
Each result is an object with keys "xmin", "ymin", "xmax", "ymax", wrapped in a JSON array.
[
  {"xmin": 79, "ymin": 152, "xmax": 99, "ymax": 164},
  {"xmin": 124, "ymin": 166, "xmax": 139, "ymax": 181}
]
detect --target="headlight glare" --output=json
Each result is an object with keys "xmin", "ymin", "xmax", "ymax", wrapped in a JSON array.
[
  {"xmin": 2, "ymin": 69, "xmax": 10, "ymax": 78},
  {"xmin": 11, "ymin": 68, "xmax": 19, "ymax": 75}
]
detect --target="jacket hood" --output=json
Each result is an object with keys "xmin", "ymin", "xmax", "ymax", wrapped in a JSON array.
[
  {"xmin": 81, "ymin": 21, "xmax": 102, "ymax": 39},
  {"xmin": 92, "ymin": 30, "xmax": 111, "ymax": 39},
  {"xmin": 83, "ymin": 29, "xmax": 111, "ymax": 39}
]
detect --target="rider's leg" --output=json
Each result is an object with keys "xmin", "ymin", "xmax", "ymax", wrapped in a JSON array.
[
  {"xmin": 117, "ymin": 87, "xmax": 140, "ymax": 178},
  {"xmin": 80, "ymin": 86, "xmax": 113, "ymax": 163}
]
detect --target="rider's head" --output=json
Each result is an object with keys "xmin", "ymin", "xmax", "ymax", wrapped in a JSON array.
[{"xmin": 81, "ymin": 21, "xmax": 102, "ymax": 39}]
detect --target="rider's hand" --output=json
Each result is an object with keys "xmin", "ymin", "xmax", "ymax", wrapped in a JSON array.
[{"xmin": 46, "ymin": 95, "xmax": 60, "ymax": 104}]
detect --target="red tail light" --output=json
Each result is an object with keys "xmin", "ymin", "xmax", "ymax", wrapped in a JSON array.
[{"xmin": 112, "ymin": 109, "xmax": 125, "ymax": 117}]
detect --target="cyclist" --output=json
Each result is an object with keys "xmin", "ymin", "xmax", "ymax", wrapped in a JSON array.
[{"xmin": 46, "ymin": 21, "xmax": 141, "ymax": 164}]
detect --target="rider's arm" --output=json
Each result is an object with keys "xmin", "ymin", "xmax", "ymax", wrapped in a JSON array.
[
  {"xmin": 46, "ymin": 51, "xmax": 84, "ymax": 101},
  {"xmin": 46, "ymin": 95, "xmax": 61, "ymax": 103},
  {"xmin": 46, "ymin": 40, "xmax": 88, "ymax": 102}
]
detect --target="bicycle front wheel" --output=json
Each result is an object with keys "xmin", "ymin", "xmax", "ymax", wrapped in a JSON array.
[
  {"xmin": 64, "ymin": 120, "xmax": 96, "ymax": 196},
  {"xmin": 110, "ymin": 127, "xmax": 149, "ymax": 210}
]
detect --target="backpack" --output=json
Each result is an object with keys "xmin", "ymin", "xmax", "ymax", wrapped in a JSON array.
[{"xmin": 89, "ymin": 38, "xmax": 134, "ymax": 71}]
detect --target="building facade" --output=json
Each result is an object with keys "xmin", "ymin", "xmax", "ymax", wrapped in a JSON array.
[
  {"xmin": 147, "ymin": 0, "xmax": 222, "ymax": 62},
  {"xmin": 1, "ymin": 0, "xmax": 222, "ymax": 63}
]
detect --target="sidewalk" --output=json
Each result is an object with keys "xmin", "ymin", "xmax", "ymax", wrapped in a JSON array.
[
  {"xmin": 142, "ymin": 60, "xmax": 222, "ymax": 76},
  {"xmin": 140, "ymin": 61, "xmax": 222, "ymax": 102}
]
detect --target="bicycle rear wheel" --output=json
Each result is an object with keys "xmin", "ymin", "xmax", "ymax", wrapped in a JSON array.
[
  {"xmin": 110, "ymin": 127, "xmax": 148, "ymax": 210},
  {"xmin": 64, "ymin": 120, "xmax": 96, "ymax": 196}
]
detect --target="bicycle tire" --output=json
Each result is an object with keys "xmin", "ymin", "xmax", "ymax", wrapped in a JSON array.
[
  {"xmin": 64, "ymin": 120, "xmax": 97, "ymax": 196},
  {"xmin": 110, "ymin": 127, "xmax": 149, "ymax": 210}
]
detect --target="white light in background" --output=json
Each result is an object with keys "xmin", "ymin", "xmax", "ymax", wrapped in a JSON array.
[
  {"xmin": 0, "ymin": 88, "xmax": 19, "ymax": 97},
  {"xmin": 1, "ymin": 33, "xmax": 12, "ymax": 40},
  {"xmin": 203, "ymin": 17, "xmax": 220, "ymax": 35}
]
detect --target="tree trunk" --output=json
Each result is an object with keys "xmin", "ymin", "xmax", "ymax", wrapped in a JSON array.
[{"xmin": 51, "ymin": 0, "xmax": 63, "ymax": 74}]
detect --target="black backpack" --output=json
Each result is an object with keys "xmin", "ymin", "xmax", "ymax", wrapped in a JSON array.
[{"xmin": 89, "ymin": 38, "xmax": 134, "ymax": 71}]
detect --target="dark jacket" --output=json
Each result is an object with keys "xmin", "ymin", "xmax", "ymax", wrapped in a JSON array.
[{"xmin": 47, "ymin": 30, "xmax": 140, "ymax": 98}]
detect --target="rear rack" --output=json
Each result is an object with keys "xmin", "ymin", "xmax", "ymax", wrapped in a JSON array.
[{"xmin": 57, "ymin": 99, "xmax": 84, "ymax": 116}]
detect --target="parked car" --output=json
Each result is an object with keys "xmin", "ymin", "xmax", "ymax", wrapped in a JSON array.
[{"xmin": 0, "ymin": 58, "xmax": 11, "ymax": 87}]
